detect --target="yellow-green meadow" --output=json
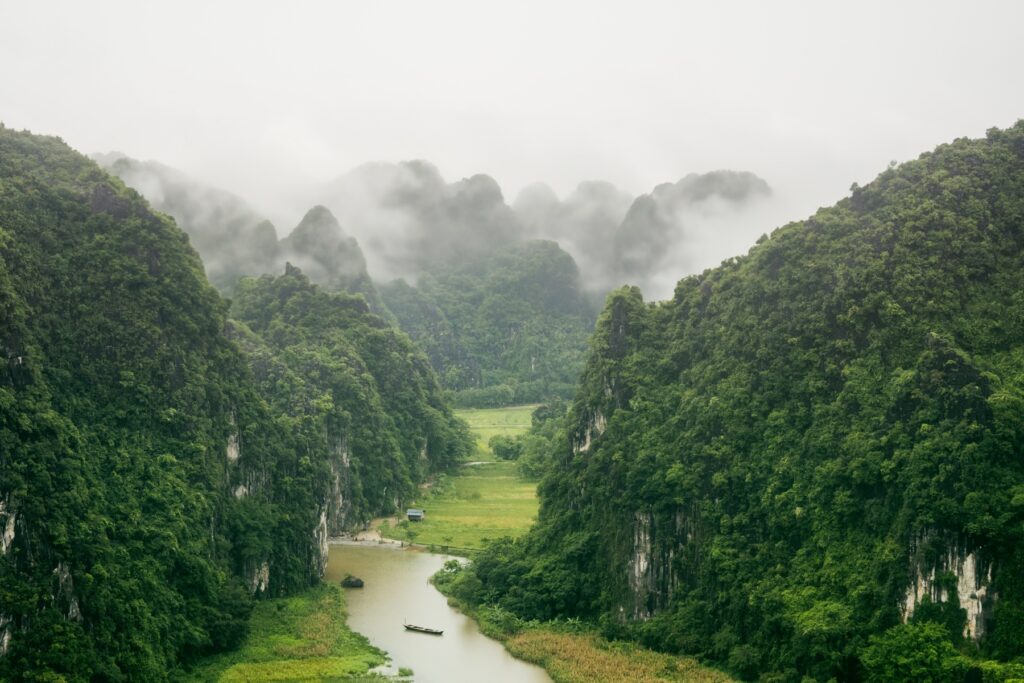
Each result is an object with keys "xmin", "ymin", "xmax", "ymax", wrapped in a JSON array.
[{"xmin": 380, "ymin": 405, "xmax": 541, "ymax": 551}]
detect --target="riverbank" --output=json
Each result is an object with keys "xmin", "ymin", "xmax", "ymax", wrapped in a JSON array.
[
  {"xmin": 412, "ymin": 405, "xmax": 736, "ymax": 682},
  {"xmin": 325, "ymin": 544, "xmax": 552, "ymax": 683},
  {"xmin": 432, "ymin": 569, "xmax": 735, "ymax": 683},
  {"xmin": 174, "ymin": 583, "xmax": 395, "ymax": 682}
]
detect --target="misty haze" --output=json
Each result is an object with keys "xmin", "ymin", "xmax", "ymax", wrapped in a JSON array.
[{"xmin": 2, "ymin": 2, "xmax": 1024, "ymax": 682}]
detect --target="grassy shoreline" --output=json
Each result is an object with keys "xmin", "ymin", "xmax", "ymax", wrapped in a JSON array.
[
  {"xmin": 431, "ymin": 568, "xmax": 736, "ymax": 683},
  {"xmin": 413, "ymin": 404, "xmax": 737, "ymax": 682},
  {"xmin": 174, "ymin": 583, "xmax": 395, "ymax": 683}
]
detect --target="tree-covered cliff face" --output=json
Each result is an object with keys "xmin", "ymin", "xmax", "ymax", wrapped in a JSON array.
[
  {"xmin": 229, "ymin": 265, "xmax": 471, "ymax": 532},
  {"xmin": 380, "ymin": 240, "xmax": 596, "ymax": 406},
  {"xmin": 0, "ymin": 128, "xmax": 469, "ymax": 681},
  {"xmin": 97, "ymin": 154, "xmax": 281, "ymax": 293},
  {"xmin": 461, "ymin": 123, "xmax": 1024, "ymax": 680},
  {"xmin": 99, "ymin": 157, "xmax": 387, "ymax": 314},
  {"xmin": 279, "ymin": 206, "xmax": 390, "ymax": 317}
]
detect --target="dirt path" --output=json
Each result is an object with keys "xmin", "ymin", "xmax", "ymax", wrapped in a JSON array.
[{"xmin": 330, "ymin": 514, "xmax": 405, "ymax": 546}]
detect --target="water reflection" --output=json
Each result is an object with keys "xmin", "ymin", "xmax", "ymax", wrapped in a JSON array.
[{"xmin": 325, "ymin": 543, "xmax": 551, "ymax": 683}]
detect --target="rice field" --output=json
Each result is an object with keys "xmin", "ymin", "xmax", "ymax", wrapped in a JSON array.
[
  {"xmin": 379, "ymin": 405, "xmax": 540, "ymax": 551},
  {"xmin": 454, "ymin": 404, "xmax": 537, "ymax": 459}
]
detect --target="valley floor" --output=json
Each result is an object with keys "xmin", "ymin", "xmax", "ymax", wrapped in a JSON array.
[
  {"xmin": 378, "ymin": 405, "xmax": 539, "ymax": 551},
  {"xmin": 184, "ymin": 404, "xmax": 734, "ymax": 682},
  {"xmin": 174, "ymin": 583, "xmax": 393, "ymax": 683}
]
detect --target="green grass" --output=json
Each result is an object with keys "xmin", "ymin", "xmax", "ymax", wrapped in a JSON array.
[
  {"xmin": 380, "ymin": 405, "xmax": 540, "ymax": 550},
  {"xmin": 176, "ymin": 583, "xmax": 386, "ymax": 682},
  {"xmin": 454, "ymin": 405, "xmax": 537, "ymax": 459},
  {"xmin": 389, "ymin": 461, "xmax": 539, "ymax": 550},
  {"xmin": 431, "ymin": 571, "xmax": 736, "ymax": 683},
  {"xmin": 504, "ymin": 628, "xmax": 736, "ymax": 683}
]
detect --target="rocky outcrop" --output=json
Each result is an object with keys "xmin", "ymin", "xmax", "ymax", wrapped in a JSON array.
[
  {"xmin": 314, "ymin": 508, "xmax": 329, "ymax": 576},
  {"xmin": 902, "ymin": 532, "xmax": 995, "ymax": 641},
  {"xmin": 0, "ymin": 614, "xmax": 10, "ymax": 657},
  {"xmin": 572, "ymin": 410, "xmax": 606, "ymax": 454},
  {"xmin": 52, "ymin": 562, "xmax": 82, "ymax": 622},
  {"xmin": 0, "ymin": 498, "xmax": 14, "ymax": 556},
  {"xmin": 226, "ymin": 415, "xmax": 240, "ymax": 463},
  {"xmin": 249, "ymin": 561, "xmax": 270, "ymax": 594},
  {"xmin": 625, "ymin": 508, "xmax": 697, "ymax": 620},
  {"xmin": 324, "ymin": 436, "xmax": 351, "ymax": 535}
]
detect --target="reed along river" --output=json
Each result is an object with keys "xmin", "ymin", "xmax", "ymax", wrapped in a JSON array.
[{"xmin": 325, "ymin": 543, "xmax": 552, "ymax": 683}]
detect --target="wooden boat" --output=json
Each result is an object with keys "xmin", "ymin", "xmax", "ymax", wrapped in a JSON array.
[{"xmin": 403, "ymin": 622, "xmax": 443, "ymax": 635}]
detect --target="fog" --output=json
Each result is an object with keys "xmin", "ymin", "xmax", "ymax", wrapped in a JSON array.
[{"xmin": 4, "ymin": 0, "xmax": 1023, "ymax": 298}]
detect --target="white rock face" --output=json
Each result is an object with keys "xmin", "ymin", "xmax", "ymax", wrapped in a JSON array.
[
  {"xmin": 52, "ymin": 562, "xmax": 82, "ymax": 622},
  {"xmin": 226, "ymin": 432, "xmax": 240, "ymax": 463},
  {"xmin": 250, "ymin": 561, "xmax": 270, "ymax": 594},
  {"xmin": 226, "ymin": 411, "xmax": 240, "ymax": 463},
  {"xmin": 233, "ymin": 484, "xmax": 248, "ymax": 499},
  {"xmin": 0, "ymin": 500, "xmax": 15, "ymax": 556},
  {"xmin": 629, "ymin": 512, "xmax": 653, "ymax": 618},
  {"xmin": 0, "ymin": 614, "xmax": 11, "ymax": 657},
  {"xmin": 325, "ymin": 436, "xmax": 351, "ymax": 534},
  {"xmin": 314, "ymin": 508, "xmax": 329, "ymax": 576},
  {"xmin": 902, "ymin": 538, "xmax": 993, "ymax": 641},
  {"xmin": 574, "ymin": 411, "xmax": 607, "ymax": 454},
  {"xmin": 626, "ymin": 508, "xmax": 693, "ymax": 620}
]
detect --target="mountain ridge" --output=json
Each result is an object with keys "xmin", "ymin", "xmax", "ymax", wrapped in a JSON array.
[{"xmin": 452, "ymin": 122, "xmax": 1024, "ymax": 681}]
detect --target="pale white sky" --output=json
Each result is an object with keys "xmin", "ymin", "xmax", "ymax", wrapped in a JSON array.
[{"xmin": 2, "ymin": 0, "xmax": 1022, "ymax": 232}]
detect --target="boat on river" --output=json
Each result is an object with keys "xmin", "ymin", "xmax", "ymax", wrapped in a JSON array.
[{"xmin": 404, "ymin": 622, "xmax": 443, "ymax": 635}]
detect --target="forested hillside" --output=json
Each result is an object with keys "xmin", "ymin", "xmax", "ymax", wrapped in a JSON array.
[
  {"xmin": 0, "ymin": 127, "xmax": 469, "ymax": 681},
  {"xmin": 230, "ymin": 265, "xmax": 469, "ymax": 527},
  {"xmin": 99, "ymin": 157, "xmax": 386, "ymax": 313},
  {"xmin": 326, "ymin": 160, "xmax": 771, "ymax": 406},
  {"xmin": 103, "ymin": 155, "xmax": 772, "ymax": 409},
  {"xmin": 381, "ymin": 240, "xmax": 595, "ymax": 406},
  {"xmin": 451, "ymin": 123, "xmax": 1024, "ymax": 680},
  {"xmin": 96, "ymin": 154, "xmax": 280, "ymax": 293}
]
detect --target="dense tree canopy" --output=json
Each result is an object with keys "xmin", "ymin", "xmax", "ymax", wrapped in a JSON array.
[
  {"xmin": 381, "ymin": 240, "xmax": 596, "ymax": 406},
  {"xmin": 0, "ymin": 127, "xmax": 468, "ymax": 681},
  {"xmin": 454, "ymin": 123, "xmax": 1024, "ymax": 681}
]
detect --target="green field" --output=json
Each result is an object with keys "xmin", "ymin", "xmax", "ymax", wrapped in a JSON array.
[
  {"xmin": 380, "ymin": 405, "xmax": 541, "ymax": 551},
  {"xmin": 455, "ymin": 404, "xmax": 537, "ymax": 459},
  {"xmin": 176, "ymin": 583, "xmax": 391, "ymax": 682}
]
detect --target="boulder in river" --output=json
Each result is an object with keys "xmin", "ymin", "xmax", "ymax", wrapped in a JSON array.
[{"xmin": 341, "ymin": 574, "xmax": 365, "ymax": 588}]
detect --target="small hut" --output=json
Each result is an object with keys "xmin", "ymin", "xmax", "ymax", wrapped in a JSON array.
[{"xmin": 406, "ymin": 508, "xmax": 425, "ymax": 522}]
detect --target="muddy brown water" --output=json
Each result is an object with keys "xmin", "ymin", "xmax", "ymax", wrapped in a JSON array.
[{"xmin": 325, "ymin": 543, "xmax": 552, "ymax": 683}]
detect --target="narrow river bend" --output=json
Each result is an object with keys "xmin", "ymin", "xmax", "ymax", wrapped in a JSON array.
[{"xmin": 325, "ymin": 543, "xmax": 552, "ymax": 683}]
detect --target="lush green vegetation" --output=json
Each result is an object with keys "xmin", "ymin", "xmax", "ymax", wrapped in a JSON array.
[
  {"xmin": 451, "ymin": 123, "xmax": 1024, "ymax": 681},
  {"xmin": 99, "ymin": 155, "xmax": 280, "ymax": 294},
  {"xmin": 433, "ymin": 564, "xmax": 735, "ymax": 683},
  {"xmin": 378, "ymin": 405, "xmax": 541, "ymax": 551},
  {"xmin": 101, "ymin": 157, "xmax": 389, "ymax": 315},
  {"xmin": 175, "ymin": 583, "xmax": 389, "ymax": 682},
  {"xmin": 230, "ymin": 266, "xmax": 471, "ymax": 531},
  {"xmin": 454, "ymin": 404, "xmax": 536, "ymax": 457},
  {"xmin": 382, "ymin": 462, "xmax": 539, "ymax": 551},
  {"xmin": 0, "ymin": 127, "xmax": 467, "ymax": 681},
  {"xmin": 381, "ymin": 241, "xmax": 595, "ymax": 407}
]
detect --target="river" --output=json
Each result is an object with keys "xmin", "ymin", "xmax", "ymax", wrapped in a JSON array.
[{"xmin": 325, "ymin": 543, "xmax": 552, "ymax": 683}]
